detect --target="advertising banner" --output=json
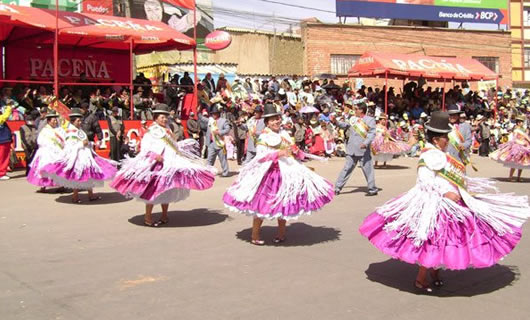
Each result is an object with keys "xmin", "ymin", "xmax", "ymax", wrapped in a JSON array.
[
  {"xmin": 336, "ymin": 0, "xmax": 509, "ymax": 24},
  {"xmin": 128, "ymin": 0, "xmax": 213, "ymax": 42},
  {"xmin": 5, "ymin": 46, "xmax": 130, "ymax": 83},
  {"xmin": 82, "ymin": 0, "xmax": 113, "ymax": 15}
]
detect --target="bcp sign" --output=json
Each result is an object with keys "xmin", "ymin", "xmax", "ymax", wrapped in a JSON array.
[{"xmin": 204, "ymin": 30, "xmax": 232, "ymax": 51}]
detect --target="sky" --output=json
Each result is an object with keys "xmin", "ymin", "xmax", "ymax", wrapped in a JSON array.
[
  {"xmin": 211, "ymin": 0, "xmax": 503, "ymax": 32},
  {"xmin": 212, "ymin": 0, "xmax": 338, "ymax": 32}
]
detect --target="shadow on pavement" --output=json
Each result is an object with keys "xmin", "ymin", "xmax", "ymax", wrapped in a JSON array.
[
  {"xmin": 55, "ymin": 192, "xmax": 131, "ymax": 205},
  {"xmin": 129, "ymin": 208, "xmax": 229, "ymax": 228},
  {"xmin": 236, "ymin": 222, "xmax": 341, "ymax": 247},
  {"xmin": 492, "ymin": 177, "xmax": 530, "ymax": 183},
  {"xmin": 365, "ymin": 259, "xmax": 520, "ymax": 297}
]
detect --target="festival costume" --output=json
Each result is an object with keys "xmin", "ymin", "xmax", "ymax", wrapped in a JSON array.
[
  {"xmin": 42, "ymin": 123, "xmax": 117, "ymax": 189},
  {"xmin": 27, "ymin": 124, "xmax": 65, "ymax": 187},
  {"xmin": 111, "ymin": 123, "xmax": 216, "ymax": 204},
  {"xmin": 489, "ymin": 128, "xmax": 530, "ymax": 170},
  {"xmin": 371, "ymin": 124, "xmax": 411, "ymax": 163},
  {"xmin": 448, "ymin": 123, "xmax": 475, "ymax": 170},
  {"xmin": 309, "ymin": 126, "xmax": 326, "ymax": 156},
  {"xmin": 223, "ymin": 127, "xmax": 334, "ymax": 220},
  {"xmin": 360, "ymin": 144, "xmax": 529, "ymax": 270}
]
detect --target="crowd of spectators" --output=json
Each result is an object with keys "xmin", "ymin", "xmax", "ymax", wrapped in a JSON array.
[{"xmin": 1, "ymin": 72, "xmax": 530, "ymax": 176}]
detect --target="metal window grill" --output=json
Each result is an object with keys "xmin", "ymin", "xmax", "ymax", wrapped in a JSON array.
[
  {"xmin": 472, "ymin": 56, "xmax": 499, "ymax": 74},
  {"xmin": 331, "ymin": 54, "xmax": 361, "ymax": 75}
]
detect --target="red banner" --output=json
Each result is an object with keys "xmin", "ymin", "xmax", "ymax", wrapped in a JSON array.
[
  {"xmin": 7, "ymin": 120, "xmax": 147, "ymax": 167},
  {"xmin": 5, "ymin": 45, "xmax": 130, "ymax": 83},
  {"xmin": 49, "ymin": 99, "xmax": 71, "ymax": 121}
]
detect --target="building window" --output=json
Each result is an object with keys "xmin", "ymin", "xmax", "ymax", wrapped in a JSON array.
[
  {"xmin": 331, "ymin": 54, "xmax": 360, "ymax": 75},
  {"xmin": 524, "ymin": 7, "xmax": 530, "ymax": 26},
  {"xmin": 472, "ymin": 56, "xmax": 499, "ymax": 73},
  {"xmin": 525, "ymin": 49, "xmax": 530, "ymax": 68}
]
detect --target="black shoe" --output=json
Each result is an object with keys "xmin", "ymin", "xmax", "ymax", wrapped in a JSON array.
[
  {"xmin": 366, "ymin": 190, "xmax": 378, "ymax": 197},
  {"xmin": 334, "ymin": 190, "xmax": 340, "ymax": 196}
]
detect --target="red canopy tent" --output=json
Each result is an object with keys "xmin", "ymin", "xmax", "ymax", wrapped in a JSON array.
[
  {"xmin": 0, "ymin": 3, "xmax": 195, "ymax": 118},
  {"xmin": 348, "ymin": 52, "xmax": 499, "ymax": 114}
]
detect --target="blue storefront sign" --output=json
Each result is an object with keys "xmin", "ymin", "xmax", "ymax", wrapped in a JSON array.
[{"xmin": 336, "ymin": 1, "xmax": 507, "ymax": 25}]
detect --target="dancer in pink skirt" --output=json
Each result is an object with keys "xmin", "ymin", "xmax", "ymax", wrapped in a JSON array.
[
  {"xmin": 223, "ymin": 103, "xmax": 334, "ymax": 245},
  {"xmin": 489, "ymin": 115, "xmax": 530, "ymax": 182},
  {"xmin": 111, "ymin": 104, "xmax": 216, "ymax": 227},
  {"xmin": 27, "ymin": 110, "xmax": 65, "ymax": 192},
  {"xmin": 359, "ymin": 112, "xmax": 530, "ymax": 293},
  {"xmin": 372, "ymin": 114, "xmax": 411, "ymax": 167},
  {"xmin": 42, "ymin": 108, "xmax": 117, "ymax": 203}
]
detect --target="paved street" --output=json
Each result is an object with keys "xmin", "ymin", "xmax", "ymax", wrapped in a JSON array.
[{"xmin": 1, "ymin": 156, "xmax": 529, "ymax": 320}]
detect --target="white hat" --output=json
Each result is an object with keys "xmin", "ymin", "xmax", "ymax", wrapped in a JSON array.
[
  {"xmin": 278, "ymin": 88, "xmax": 286, "ymax": 95},
  {"xmin": 476, "ymin": 115, "xmax": 484, "ymax": 121},
  {"xmin": 420, "ymin": 112, "xmax": 428, "ymax": 118}
]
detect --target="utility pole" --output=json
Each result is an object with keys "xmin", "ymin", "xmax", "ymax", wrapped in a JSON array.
[{"xmin": 271, "ymin": 11, "xmax": 276, "ymax": 75}]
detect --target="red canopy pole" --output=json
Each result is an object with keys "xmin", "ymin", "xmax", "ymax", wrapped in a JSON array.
[
  {"xmin": 129, "ymin": 40, "xmax": 134, "ymax": 120},
  {"xmin": 53, "ymin": 0, "xmax": 59, "ymax": 98},
  {"xmin": 192, "ymin": 5, "xmax": 199, "ymax": 113},
  {"xmin": 442, "ymin": 78, "xmax": 446, "ymax": 111},
  {"xmin": 384, "ymin": 71, "xmax": 388, "ymax": 115}
]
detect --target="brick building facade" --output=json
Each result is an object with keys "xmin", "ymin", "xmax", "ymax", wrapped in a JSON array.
[{"xmin": 301, "ymin": 22, "xmax": 512, "ymax": 89}]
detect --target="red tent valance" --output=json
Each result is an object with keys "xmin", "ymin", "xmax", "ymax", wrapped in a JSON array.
[
  {"xmin": 0, "ymin": 3, "xmax": 195, "ymax": 53},
  {"xmin": 348, "ymin": 52, "xmax": 497, "ymax": 81}
]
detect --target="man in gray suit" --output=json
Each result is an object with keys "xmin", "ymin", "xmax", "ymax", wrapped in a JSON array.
[
  {"xmin": 447, "ymin": 104, "xmax": 474, "ymax": 169},
  {"xmin": 333, "ymin": 102, "xmax": 378, "ymax": 196},
  {"xmin": 199, "ymin": 104, "xmax": 231, "ymax": 177},
  {"xmin": 241, "ymin": 105, "xmax": 265, "ymax": 163}
]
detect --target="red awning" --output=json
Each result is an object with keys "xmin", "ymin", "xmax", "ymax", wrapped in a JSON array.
[
  {"xmin": 163, "ymin": 0, "xmax": 196, "ymax": 10},
  {"xmin": 348, "ymin": 52, "xmax": 497, "ymax": 81},
  {"xmin": 0, "ymin": 3, "xmax": 195, "ymax": 53}
]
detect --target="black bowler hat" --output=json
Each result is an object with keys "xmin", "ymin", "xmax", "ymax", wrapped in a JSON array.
[
  {"xmin": 69, "ymin": 108, "xmax": 83, "ymax": 118},
  {"xmin": 153, "ymin": 104, "xmax": 170, "ymax": 115},
  {"xmin": 447, "ymin": 104, "xmax": 463, "ymax": 115},
  {"xmin": 45, "ymin": 110, "xmax": 59, "ymax": 119},
  {"xmin": 425, "ymin": 111, "xmax": 452, "ymax": 133},
  {"xmin": 254, "ymin": 105, "xmax": 263, "ymax": 113},
  {"xmin": 262, "ymin": 103, "xmax": 281, "ymax": 118},
  {"xmin": 211, "ymin": 103, "xmax": 222, "ymax": 114}
]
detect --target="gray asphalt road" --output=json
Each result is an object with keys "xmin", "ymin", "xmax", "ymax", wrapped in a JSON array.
[{"xmin": 1, "ymin": 156, "xmax": 529, "ymax": 320}]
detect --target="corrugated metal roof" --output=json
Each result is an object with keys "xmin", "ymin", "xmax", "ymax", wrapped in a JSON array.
[
  {"xmin": 138, "ymin": 62, "xmax": 238, "ymax": 71},
  {"xmin": 218, "ymin": 27, "xmax": 301, "ymax": 39}
]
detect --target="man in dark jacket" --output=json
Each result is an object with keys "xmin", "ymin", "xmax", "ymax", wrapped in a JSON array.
[
  {"xmin": 180, "ymin": 72, "xmax": 194, "ymax": 93},
  {"xmin": 202, "ymin": 73, "xmax": 216, "ymax": 97},
  {"xmin": 477, "ymin": 115, "xmax": 491, "ymax": 157},
  {"xmin": 165, "ymin": 78, "xmax": 179, "ymax": 110},
  {"xmin": 80, "ymin": 102, "xmax": 103, "ymax": 147},
  {"xmin": 107, "ymin": 107, "xmax": 124, "ymax": 162},
  {"xmin": 20, "ymin": 114, "xmax": 38, "ymax": 176}
]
